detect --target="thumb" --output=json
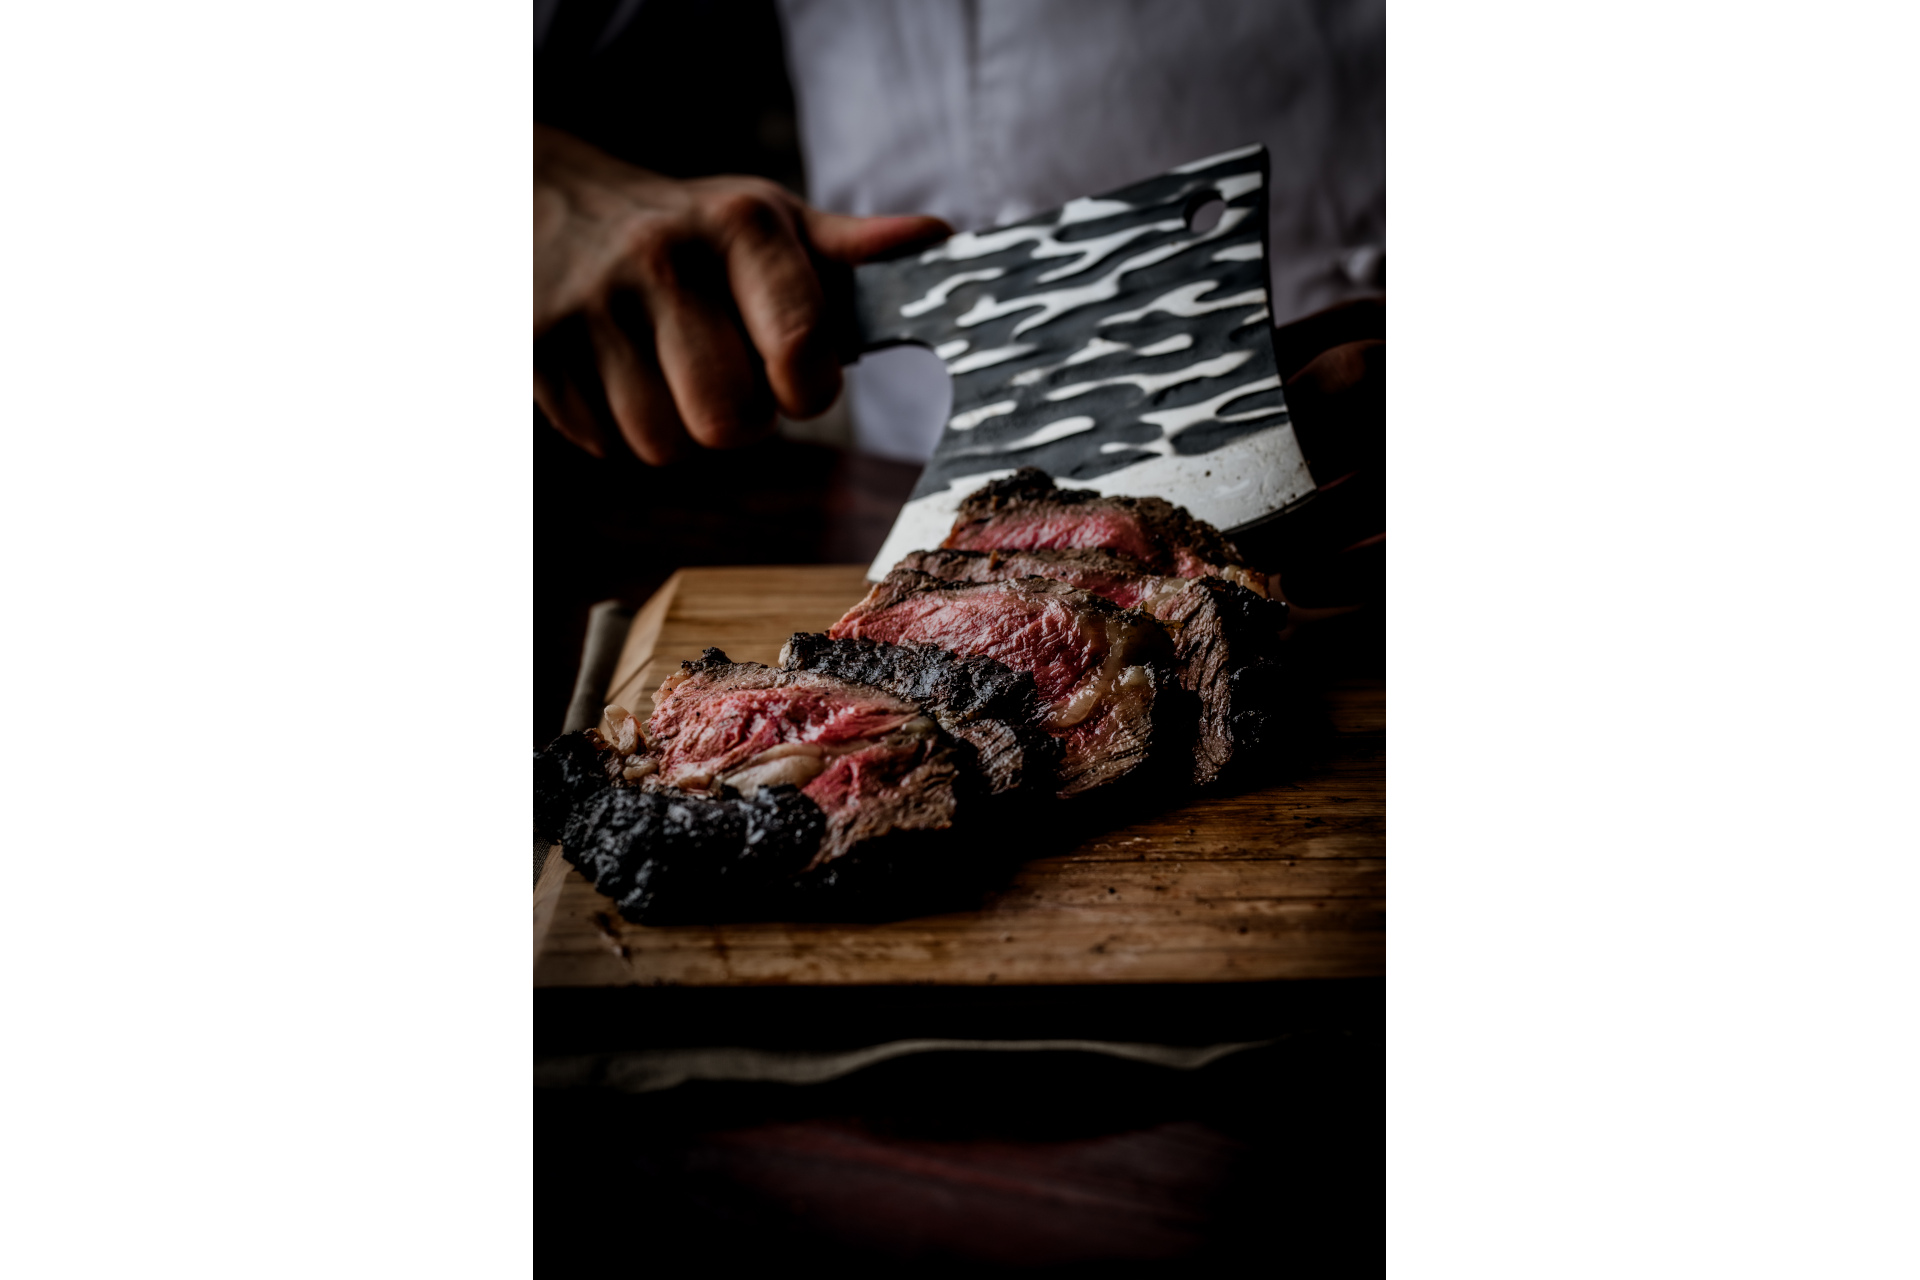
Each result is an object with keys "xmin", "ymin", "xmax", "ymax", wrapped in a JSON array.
[{"xmin": 802, "ymin": 209, "xmax": 953, "ymax": 264}]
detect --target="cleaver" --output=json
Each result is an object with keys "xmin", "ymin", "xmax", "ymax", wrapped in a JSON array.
[{"xmin": 848, "ymin": 144, "xmax": 1316, "ymax": 581}]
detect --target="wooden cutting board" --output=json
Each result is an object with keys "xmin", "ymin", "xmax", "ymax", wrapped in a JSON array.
[{"xmin": 534, "ymin": 565, "xmax": 1383, "ymax": 987}]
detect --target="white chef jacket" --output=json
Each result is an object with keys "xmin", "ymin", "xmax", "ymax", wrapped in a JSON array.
[{"xmin": 776, "ymin": 0, "xmax": 1384, "ymax": 460}]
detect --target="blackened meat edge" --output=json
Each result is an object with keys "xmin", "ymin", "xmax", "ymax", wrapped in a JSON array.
[
  {"xmin": 534, "ymin": 728, "xmax": 826, "ymax": 923},
  {"xmin": 534, "ymin": 648, "xmax": 978, "ymax": 923}
]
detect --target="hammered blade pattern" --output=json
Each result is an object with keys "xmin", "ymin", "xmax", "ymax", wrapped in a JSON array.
[{"xmin": 854, "ymin": 145, "xmax": 1315, "ymax": 578}]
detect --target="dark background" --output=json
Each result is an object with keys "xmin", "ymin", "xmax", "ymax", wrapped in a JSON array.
[
  {"xmin": 535, "ymin": 0, "xmax": 915, "ymax": 749},
  {"xmin": 535, "ymin": 2, "xmax": 1384, "ymax": 1271}
]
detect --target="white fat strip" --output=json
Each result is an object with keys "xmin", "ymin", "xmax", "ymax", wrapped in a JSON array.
[
  {"xmin": 1172, "ymin": 144, "xmax": 1263, "ymax": 173},
  {"xmin": 1210, "ymin": 241, "xmax": 1263, "ymax": 262},
  {"xmin": 1137, "ymin": 375, "xmax": 1285, "ymax": 438},
  {"xmin": 899, "ymin": 268, "xmax": 1006, "ymax": 318},
  {"xmin": 1100, "ymin": 280, "xmax": 1267, "ymax": 327},
  {"xmin": 1231, "ymin": 308, "xmax": 1270, "ymax": 330},
  {"xmin": 949, "ymin": 416, "xmax": 1097, "ymax": 457},
  {"xmin": 954, "ymin": 205, "xmax": 1253, "ymax": 338},
  {"xmin": 934, "ymin": 339, "xmax": 969, "ymax": 360},
  {"xmin": 946, "ymin": 343, "xmax": 1036, "ymax": 375},
  {"xmin": 1135, "ymin": 334, "xmax": 1195, "ymax": 356},
  {"xmin": 947, "ymin": 399, "xmax": 1018, "ymax": 431},
  {"xmin": 1044, "ymin": 350, "xmax": 1254, "ymax": 403}
]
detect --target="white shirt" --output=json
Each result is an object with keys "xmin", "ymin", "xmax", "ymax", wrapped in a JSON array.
[{"xmin": 777, "ymin": 0, "xmax": 1384, "ymax": 460}]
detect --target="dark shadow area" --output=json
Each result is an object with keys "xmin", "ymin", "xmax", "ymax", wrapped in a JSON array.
[
  {"xmin": 535, "ymin": 0, "xmax": 848, "ymax": 746},
  {"xmin": 535, "ymin": 422, "xmax": 920, "ymax": 746},
  {"xmin": 536, "ymin": 0, "xmax": 805, "ymax": 191},
  {"xmin": 536, "ymin": 985, "xmax": 1383, "ymax": 1274}
]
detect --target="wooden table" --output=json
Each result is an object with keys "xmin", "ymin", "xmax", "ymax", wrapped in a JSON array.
[{"xmin": 534, "ymin": 565, "xmax": 1384, "ymax": 991}]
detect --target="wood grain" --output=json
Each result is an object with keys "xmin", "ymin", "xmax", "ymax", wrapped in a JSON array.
[{"xmin": 536, "ymin": 565, "xmax": 1383, "ymax": 986}]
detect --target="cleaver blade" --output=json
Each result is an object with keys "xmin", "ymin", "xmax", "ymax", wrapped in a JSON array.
[{"xmin": 849, "ymin": 143, "xmax": 1315, "ymax": 581}]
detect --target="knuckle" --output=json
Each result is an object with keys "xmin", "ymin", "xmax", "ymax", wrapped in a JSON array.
[
  {"xmin": 614, "ymin": 216, "xmax": 684, "ymax": 285},
  {"xmin": 705, "ymin": 189, "xmax": 787, "ymax": 244}
]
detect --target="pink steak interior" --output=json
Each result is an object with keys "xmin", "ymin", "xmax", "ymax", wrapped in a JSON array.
[
  {"xmin": 648, "ymin": 678, "xmax": 933, "ymax": 827},
  {"xmin": 945, "ymin": 510, "xmax": 1163, "ymax": 569},
  {"xmin": 944, "ymin": 509, "xmax": 1221, "ymax": 579},
  {"xmin": 831, "ymin": 590, "xmax": 1101, "ymax": 710}
]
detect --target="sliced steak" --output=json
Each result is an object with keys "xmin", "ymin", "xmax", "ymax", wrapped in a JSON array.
[
  {"xmin": 642, "ymin": 649, "xmax": 968, "ymax": 870},
  {"xmin": 901, "ymin": 547, "xmax": 1287, "ymax": 785},
  {"xmin": 533, "ymin": 726, "xmax": 825, "ymax": 923},
  {"xmin": 943, "ymin": 468, "xmax": 1266, "ymax": 594},
  {"xmin": 534, "ymin": 650, "xmax": 973, "ymax": 922},
  {"xmin": 830, "ymin": 570, "xmax": 1179, "ymax": 799},
  {"xmin": 778, "ymin": 632, "xmax": 1059, "ymax": 800}
]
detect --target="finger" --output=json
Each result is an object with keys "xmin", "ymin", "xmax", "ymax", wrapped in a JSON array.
[
  {"xmin": 588, "ymin": 296, "xmax": 688, "ymax": 466},
  {"xmin": 700, "ymin": 192, "xmax": 842, "ymax": 419},
  {"xmin": 640, "ymin": 242, "xmax": 775, "ymax": 449},
  {"xmin": 1234, "ymin": 336, "xmax": 1385, "ymax": 604},
  {"xmin": 1284, "ymin": 339, "xmax": 1384, "ymax": 484},
  {"xmin": 533, "ymin": 374, "xmax": 608, "ymax": 458},
  {"xmin": 800, "ymin": 209, "xmax": 954, "ymax": 265},
  {"xmin": 533, "ymin": 315, "xmax": 613, "ymax": 458}
]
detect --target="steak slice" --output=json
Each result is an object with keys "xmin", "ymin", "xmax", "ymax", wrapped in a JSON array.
[
  {"xmin": 830, "ymin": 569, "xmax": 1179, "ymax": 799},
  {"xmin": 943, "ymin": 468, "xmax": 1266, "ymax": 593},
  {"xmin": 778, "ymin": 632, "xmax": 1059, "ymax": 800},
  {"xmin": 901, "ymin": 548, "xmax": 1287, "ymax": 785},
  {"xmin": 642, "ymin": 649, "xmax": 969, "ymax": 870},
  {"xmin": 533, "ymin": 650, "xmax": 974, "ymax": 922},
  {"xmin": 533, "ymin": 727, "xmax": 825, "ymax": 923}
]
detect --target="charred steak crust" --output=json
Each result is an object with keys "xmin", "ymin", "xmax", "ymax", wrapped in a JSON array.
[
  {"xmin": 944, "ymin": 467, "xmax": 1250, "ymax": 576},
  {"xmin": 1153, "ymin": 575, "xmax": 1288, "ymax": 786},
  {"xmin": 777, "ymin": 632, "xmax": 1059, "ymax": 798},
  {"xmin": 559, "ymin": 781, "xmax": 825, "ymax": 924},
  {"xmin": 534, "ymin": 641, "xmax": 981, "ymax": 922},
  {"xmin": 533, "ymin": 729, "xmax": 621, "ymax": 844},
  {"xmin": 899, "ymin": 548, "xmax": 1287, "ymax": 785},
  {"xmin": 533, "ymin": 728, "xmax": 827, "ymax": 922},
  {"xmin": 831, "ymin": 569, "xmax": 1182, "ymax": 799}
]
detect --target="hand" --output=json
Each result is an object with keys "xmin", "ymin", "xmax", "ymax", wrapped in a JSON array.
[
  {"xmin": 535, "ymin": 125, "xmax": 951, "ymax": 464},
  {"xmin": 1234, "ymin": 298, "xmax": 1384, "ymax": 647}
]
